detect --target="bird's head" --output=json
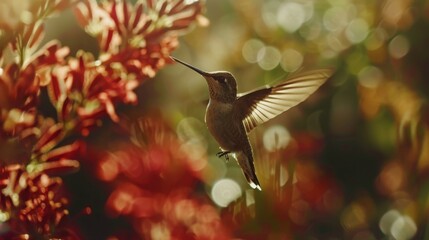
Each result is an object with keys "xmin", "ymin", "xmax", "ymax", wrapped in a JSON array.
[{"xmin": 171, "ymin": 57, "xmax": 237, "ymax": 102}]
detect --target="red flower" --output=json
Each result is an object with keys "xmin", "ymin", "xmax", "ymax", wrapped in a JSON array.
[
  {"xmin": 0, "ymin": 63, "xmax": 38, "ymax": 112},
  {"xmin": 47, "ymin": 51, "xmax": 139, "ymax": 133},
  {"xmin": 75, "ymin": 0, "xmax": 205, "ymax": 53},
  {"xmin": 0, "ymin": 40, "xmax": 69, "ymax": 144},
  {"xmin": 0, "ymin": 165, "xmax": 77, "ymax": 239},
  {"xmin": 29, "ymin": 120, "xmax": 81, "ymax": 175},
  {"xmin": 102, "ymin": 35, "xmax": 178, "ymax": 79},
  {"xmin": 74, "ymin": 0, "xmax": 207, "ymax": 80},
  {"xmin": 0, "ymin": 0, "xmax": 76, "ymax": 65},
  {"xmin": 0, "ymin": 0, "xmax": 208, "ymax": 239}
]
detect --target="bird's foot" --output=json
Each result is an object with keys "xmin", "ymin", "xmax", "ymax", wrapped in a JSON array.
[{"xmin": 216, "ymin": 151, "xmax": 231, "ymax": 162}]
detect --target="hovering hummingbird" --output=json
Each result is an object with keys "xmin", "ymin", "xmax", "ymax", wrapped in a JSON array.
[{"xmin": 171, "ymin": 56, "xmax": 332, "ymax": 191}]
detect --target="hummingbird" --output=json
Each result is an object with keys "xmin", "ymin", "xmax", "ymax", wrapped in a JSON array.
[{"xmin": 171, "ymin": 56, "xmax": 332, "ymax": 191}]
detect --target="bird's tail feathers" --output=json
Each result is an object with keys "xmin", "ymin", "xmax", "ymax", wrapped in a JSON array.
[
  {"xmin": 244, "ymin": 172, "xmax": 262, "ymax": 191},
  {"xmin": 235, "ymin": 151, "xmax": 262, "ymax": 191}
]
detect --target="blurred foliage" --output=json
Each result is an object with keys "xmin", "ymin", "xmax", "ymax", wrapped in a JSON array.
[
  {"xmin": 1, "ymin": 0, "xmax": 429, "ymax": 239},
  {"xmin": 167, "ymin": 1, "xmax": 429, "ymax": 239}
]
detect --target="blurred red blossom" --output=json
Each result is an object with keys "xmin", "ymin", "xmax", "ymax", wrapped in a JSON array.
[
  {"xmin": 106, "ymin": 185, "xmax": 231, "ymax": 240},
  {"xmin": 93, "ymin": 116, "xmax": 229, "ymax": 239},
  {"xmin": 97, "ymin": 143, "xmax": 200, "ymax": 190},
  {"xmin": 98, "ymin": 116, "xmax": 205, "ymax": 191}
]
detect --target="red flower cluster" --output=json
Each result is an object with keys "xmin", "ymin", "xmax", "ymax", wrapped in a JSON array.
[
  {"xmin": 0, "ymin": 165, "xmax": 72, "ymax": 239},
  {"xmin": 1, "ymin": 11, "xmax": 81, "ymax": 236},
  {"xmin": 47, "ymin": 50, "xmax": 140, "ymax": 132},
  {"xmin": 74, "ymin": 0, "xmax": 206, "ymax": 80},
  {"xmin": 0, "ymin": 0, "xmax": 206, "ymax": 238}
]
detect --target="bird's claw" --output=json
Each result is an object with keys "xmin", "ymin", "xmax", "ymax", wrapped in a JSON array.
[{"xmin": 216, "ymin": 151, "xmax": 230, "ymax": 162}]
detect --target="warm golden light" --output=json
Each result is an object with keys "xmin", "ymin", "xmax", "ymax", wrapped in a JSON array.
[
  {"xmin": 242, "ymin": 39, "xmax": 265, "ymax": 63},
  {"xmin": 211, "ymin": 178, "xmax": 242, "ymax": 207},
  {"xmin": 257, "ymin": 46, "xmax": 282, "ymax": 70},
  {"xmin": 0, "ymin": 0, "xmax": 427, "ymax": 238},
  {"xmin": 280, "ymin": 48, "xmax": 303, "ymax": 72},
  {"xmin": 388, "ymin": 35, "xmax": 410, "ymax": 59},
  {"xmin": 276, "ymin": 2, "xmax": 309, "ymax": 33},
  {"xmin": 262, "ymin": 125, "xmax": 291, "ymax": 152}
]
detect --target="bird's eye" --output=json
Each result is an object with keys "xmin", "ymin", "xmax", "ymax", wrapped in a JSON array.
[{"xmin": 219, "ymin": 77, "xmax": 227, "ymax": 84}]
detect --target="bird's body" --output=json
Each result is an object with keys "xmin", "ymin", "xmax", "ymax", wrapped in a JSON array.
[
  {"xmin": 205, "ymin": 98, "xmax": 261, "ymax": 189},
  {"xmin": 171, "ymin": 56, "xmax": 332, "ymax": 191},
  {"xmin": 205, "ymin": 98, "xmax": 242, "ymax": 151}
]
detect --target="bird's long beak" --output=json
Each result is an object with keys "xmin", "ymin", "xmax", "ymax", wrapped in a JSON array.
[{"xmin": 170, "ymin": 56, "xmax": 210, "ymax": 76}]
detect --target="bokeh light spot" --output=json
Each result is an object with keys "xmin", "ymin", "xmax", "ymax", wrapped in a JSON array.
[
  {"xmin": 390, "ymin": 215, "xmax": 417, "ymax": 240},
  {"xmin": 358, "ymin": 66, "xmax": 383, "ymax": 88},
  {"xmin": 299, "ymin": 21, "xmax": 322, "ymax": 40},
  {"xmin": 277, "ymin": 2, "xmax": 307, "ymax": 33},
  {"xmin": 388, "ymin": 35, "xmax": 410, "ymax": 59},
  {"xmin": 263, "ymin": 125, "xmax": 291, "ymax": 152},
  {"xmin": 376, "ymin": 162, "xmax": 405, "ymax": 196},
  {"xmin": 280, "ymin": 48, "xmax": 304, "ymax": 72},
  {"xmin": 382, "ymin": 0, "xmax": 411, "ymax": 27},
  {"xmin": 108, "ymin": 186, "xmax": 137, "ymax": 216},
  {"xmin": 323, "ymin": 7, "xmax": 348, "ymax": 32},
  {"xmin": 341, "ymin": 203, "xmax": 367, "ymax": 231},
  {"xmin": 181, "ymin": 140, "xmax": 208, "ymax": 171},
  {"xmin": 174, "ymin": 199, "xmax": 196, "ymax": 224},
  {"xmin": 98, "ymin": 158, "xmax": 119, "ymax": 181},
  {"xmin": 257, "ymin": 46, "xmax": 281, "ymax": 70},
  {"xmin": 326, "ymin": 33, "xmax": 350, "ymax": 52},
  {"xmin": 379, "ymin": 209, "xmax": 401, "ymax": 234},
  {"xmin": 262, "ymin": 1, "xmax": 279, "ymax": 29},
  {"xmin": 20, "ymin": 11, "xmax": 33, "ymax": 24},
  {"xmin": 365, "ymin": 28, "xmax": 387, "ymax": 50},
  {"xmin": 150, "ymin": 222, "xmax": 171, "ymax": 240},
  {"xmin": 211, "ymin": 178, "xmax": 242, "ymax": 207},
  {"xmin": 0, "ymin": 211, "xmax": 10, "ymax": 222},
  {"xmin": 242, "ymin": 39, "xmax": 265, "ymax": 63},
  {"xmin": 345, "ymin": 18, "xmax": 369, "ymax": 44}
]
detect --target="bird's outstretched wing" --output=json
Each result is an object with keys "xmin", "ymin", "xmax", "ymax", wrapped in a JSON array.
[{"xmin": 236, "ymin": 69, "xmax": 333, "ymax": 133}]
